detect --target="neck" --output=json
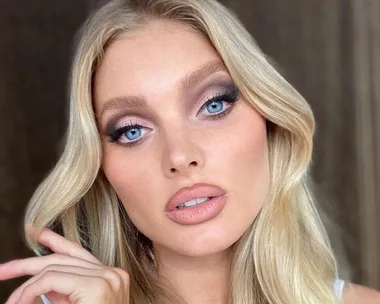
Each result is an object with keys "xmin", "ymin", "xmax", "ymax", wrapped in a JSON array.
[{"xmin": 155, "ymin": 245, "xmax": 232, "ymax": 304}]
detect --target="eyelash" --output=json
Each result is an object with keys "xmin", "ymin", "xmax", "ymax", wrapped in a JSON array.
[
  {"xmin": 107, "ymin": 121, "xmax": 149, "ymax": 147},
  {"xmin": 198, "ymin": 87, "xmax": 239, "ymax": 119},
  {"xmin": 106, "ymin": 86, "xmax": 240, "ymax": 147}
]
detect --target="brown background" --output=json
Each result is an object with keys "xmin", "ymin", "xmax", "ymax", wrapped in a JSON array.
[{"xmin": 0, "ymin": 0, "xmax": 379, "ymax": 301}]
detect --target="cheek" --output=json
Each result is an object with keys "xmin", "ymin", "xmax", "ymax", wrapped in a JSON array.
[
  {"xmin": 236, "ymin": 119, "xmax": 269, "ymax": 183},
  {"xmin": 101, "ymin": 146, "xmax": 170, "ymax": 241},
  {"xmin": 101, "ymin": 146, "xmax": 156, "ymax": 207},
  {"xmin": 215, "ymin": 107, "xmax": 270, "ymax": 211},
  {"xmin": 209, "ymin": 107, "xmax": 269, "ymax": 186}
]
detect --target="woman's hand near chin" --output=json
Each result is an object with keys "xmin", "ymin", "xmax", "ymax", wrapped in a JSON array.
[{"xmin": 0, "ymin": 229, "xmax": 130, "ymax": 304}]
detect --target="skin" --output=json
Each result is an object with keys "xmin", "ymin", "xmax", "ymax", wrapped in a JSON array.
[
  {"xmin": 0, "ymin": 19, "xmax": 379, "ymax": 304},
  {"xmin": 0, "ymin": 229, "xmax": 130, "ymax": 303},
  {"xmin": 344, "ymin": 284, "xmax": 380, "ymax": 304},
  {"xmin": 94, "ymin": 20, "xmax": 269, "ymax": 303}
]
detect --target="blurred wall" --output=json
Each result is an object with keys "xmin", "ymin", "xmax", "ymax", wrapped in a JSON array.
[
  {"xmin": 0, "ymin": 0, "xmax": 88, "ymax": 299},
  {"xmin": 0, "ymin": 0, "xmax": 379, "ymax": 301}
]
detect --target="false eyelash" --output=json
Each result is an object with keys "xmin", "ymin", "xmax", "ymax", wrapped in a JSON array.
[
  {"xmin": 107, "ymin": 122, "xmax": 144, "ymax": 143},
  {"xmin": 199, "ymin": 85, "xmax": 240, "ymax": 118},
  {"xmin": 206, "ymin": 86, "xmax": 239, "ymax": 105}
]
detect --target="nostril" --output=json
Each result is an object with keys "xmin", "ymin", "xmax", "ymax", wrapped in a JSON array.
[{"xmin": 169, "ymin": 161, "xmax": 198, "ymax": 174}]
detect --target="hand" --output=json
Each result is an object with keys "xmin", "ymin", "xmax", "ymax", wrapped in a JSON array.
[{"xmin": 0, "ymin": 229, "xmax": 130, "ymax": 304}]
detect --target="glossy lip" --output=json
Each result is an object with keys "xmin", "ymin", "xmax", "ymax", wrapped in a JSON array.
[
  {"xmin": 165, "ymin": 183, "xmax": 226, "ymax": 211},
  {"xmin": 165, "ymin": 195, "xmax": 227, "ymax": 225}
]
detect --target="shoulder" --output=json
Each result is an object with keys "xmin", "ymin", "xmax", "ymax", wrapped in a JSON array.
[{"xmin": 343, "ymin": 282, "xmax": 380, "ymax": 304}]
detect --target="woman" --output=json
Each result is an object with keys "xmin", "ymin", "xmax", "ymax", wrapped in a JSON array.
[{"xmin": 1, "ymin": 0, "xmax": 379, "ymax": 303}]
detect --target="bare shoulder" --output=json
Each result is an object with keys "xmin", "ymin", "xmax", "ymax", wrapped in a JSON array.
[{"xmin": 343, "ymin": 282, "xmax": 380, "ymax": 304}]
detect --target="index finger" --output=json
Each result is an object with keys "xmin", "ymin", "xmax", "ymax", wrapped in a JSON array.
[
  {"xmin": 0, "ymin": 254, "xmax": 101, "ymax": 280},
  {"xmin": 36, "ymin": 229, "xmax": 101, "ymax": 265}
]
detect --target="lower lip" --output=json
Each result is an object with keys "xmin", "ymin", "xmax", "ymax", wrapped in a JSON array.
[{"xmin": 165, "ymin": 195, "xmax": 227, "ymax": 225}]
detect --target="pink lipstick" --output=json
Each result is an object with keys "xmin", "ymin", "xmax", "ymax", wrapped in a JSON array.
[{"xmin": 165, "ymin": 183, "xmax": 227, "ymax": 225}]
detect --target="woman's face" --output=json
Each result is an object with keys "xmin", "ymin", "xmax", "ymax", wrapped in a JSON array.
[{"xmin": 93, "ymin": 20, "xmax": 270, "ymax": 257}]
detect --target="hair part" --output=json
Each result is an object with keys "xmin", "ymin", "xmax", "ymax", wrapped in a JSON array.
[{"xmin": 24, "ymin": 0, "xmax": 339, "ymax": 303}]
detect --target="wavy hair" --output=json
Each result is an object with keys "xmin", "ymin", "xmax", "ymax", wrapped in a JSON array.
[{"xmin": 24, "ymin": 0, "xmax": 339, "ymax": 303}]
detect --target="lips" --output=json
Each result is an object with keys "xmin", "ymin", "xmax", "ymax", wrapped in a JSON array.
[{"xmin": 165, "ymin": 183, "xmax": 226, "ymax": 211}]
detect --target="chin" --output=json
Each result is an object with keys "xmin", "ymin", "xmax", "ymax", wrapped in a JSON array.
[
  {"xmin": 179, "ymin": 243, "xmax": 234, "ymax": 258},
  {"xmin": 167, "ymin": 224, "xmax": 248, "ymax": 258}
]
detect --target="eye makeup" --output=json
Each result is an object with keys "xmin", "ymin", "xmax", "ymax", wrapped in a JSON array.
[
  {"xmin": 197, "ymin": 83, "xmax": 239, "ymax": 120},
  {"xmin": 102, "ymin": 81, "xmax": 241, "ymax": 147},
  {"xmin": 105, "ymin": 119, "xmax": 152, "ymax": 147},
  {"xmin": 108, "ymin": 123, "xmax": 141, "ymax": 142}
]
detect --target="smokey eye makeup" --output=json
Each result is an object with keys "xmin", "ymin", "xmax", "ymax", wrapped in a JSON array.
[
  {"xmin": 197, "ymin": 83, "xmax": 239, "ymax": 119},
  {"xmin": 103, "ymin": 82, "xmax": 240, "ymax": 147},
  {"xmin": 106, "ymin": 120, "xmax": 151, "ymax": 146}
]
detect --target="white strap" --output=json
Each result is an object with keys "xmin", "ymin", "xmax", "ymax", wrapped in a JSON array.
[
  {"xmin": 333, "ymin": 279, "xmax": 345, "ymax": 302},
  {"xmin": 40, "ymin": 294, "xmax": 52, "ymax": 304}
]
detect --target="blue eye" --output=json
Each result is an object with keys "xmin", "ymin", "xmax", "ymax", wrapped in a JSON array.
[
  {"xmin": 125, "ymin": 127, "xmax": 142, "ymax": 141},
  {"xmin": 108, "ymin": 123, "xmax": 149, "ymax": 146},
  {"xmin": 206, "ymin": 101, "xmax": 224, "ymax": 114},
  {"xmin": 199, "ymin": 88, "xmax": 240, "ymax": 119}
]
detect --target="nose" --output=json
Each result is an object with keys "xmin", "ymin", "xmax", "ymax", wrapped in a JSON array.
[{"xmin": 162, "ymin": 128, "xmax": 205, "ymax": 178}]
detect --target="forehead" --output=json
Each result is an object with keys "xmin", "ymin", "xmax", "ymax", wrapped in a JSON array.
[{"xmin": 93, "ymin": 20, "xmax": 222, "ymax": 110}]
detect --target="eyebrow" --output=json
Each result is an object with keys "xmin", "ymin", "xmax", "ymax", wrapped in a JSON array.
[
  {"xmin": 180, "ymin": 60, "xmax": 227, "ymax": 96},
  {"xmin": 98, "ymin": 60, "xmax": 227, "ymax": 122},
  {"xmin": 98, "ymin": 95, "xmax": 146, "ymax": 122}
]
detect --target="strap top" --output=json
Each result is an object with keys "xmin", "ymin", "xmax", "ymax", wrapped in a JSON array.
[
  {"xmin": 40, "ymin": 294, "xmax": 52, "ymax": 304},
  {"xmin": 334, "ymin": 279, "xmax": 345, "ymax": 302}
]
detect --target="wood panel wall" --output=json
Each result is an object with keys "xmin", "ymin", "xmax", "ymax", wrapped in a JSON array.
[{"xmin": 350, "ymin": 0, "xmax": 380, "ymax": 287}]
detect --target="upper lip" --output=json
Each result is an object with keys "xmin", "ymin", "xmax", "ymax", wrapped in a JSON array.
[{"xmin": 165, "ymin": 183, "xmax": 226, "ymax": 211}]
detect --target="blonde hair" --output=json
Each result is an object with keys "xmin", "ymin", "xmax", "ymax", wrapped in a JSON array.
[{"xmin": 24, "ymin": 0, "xmax": 339, "ymax": 303}]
